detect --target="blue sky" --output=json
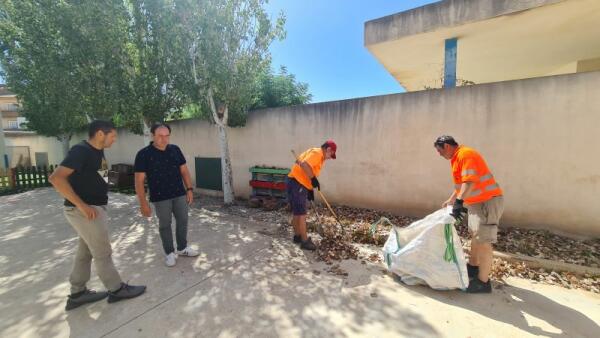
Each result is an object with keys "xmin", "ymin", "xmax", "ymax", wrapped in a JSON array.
[{"xmin": 266, "ymin": 0, "xmax": 438, "ymax": 103}]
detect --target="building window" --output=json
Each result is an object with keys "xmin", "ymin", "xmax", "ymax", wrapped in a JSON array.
[{"xmin": 7, "ymin": 120, "xmax": 18, "ymax": 129}]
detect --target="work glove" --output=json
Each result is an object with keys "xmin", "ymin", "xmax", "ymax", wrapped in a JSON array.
[
  {"xmin": 311, "ymin": 177, "xmax": 320, "ymax": 190},
  {"xmin": 307, "ymin": 189, "xmax": 315, "ymax": 201},
  {"xmin": 451, "ymin": 199, "xmax": 468, "ymax": 222}
]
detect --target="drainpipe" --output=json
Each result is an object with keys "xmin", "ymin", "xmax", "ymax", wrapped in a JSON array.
[
  {"xmin": 444, "ymin": 37, "xmax": 458, "ymax": 88},
  {"xmin": 0, "ymin": 125, "xmax": 7, "ymax": 168}
]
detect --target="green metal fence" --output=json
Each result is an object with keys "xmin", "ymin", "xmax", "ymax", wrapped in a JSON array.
[{"xmin": 0, "ymin": 165, "xmax": 55, "ymax": 196}]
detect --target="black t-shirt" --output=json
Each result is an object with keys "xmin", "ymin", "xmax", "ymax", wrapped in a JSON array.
[
  {"xmin": 134, "ymin": 144, "xmax": 187, "ymax": 202},
  {"xmin": 61, "ymin": 141, "xmax": 109, "ymax": 206}
]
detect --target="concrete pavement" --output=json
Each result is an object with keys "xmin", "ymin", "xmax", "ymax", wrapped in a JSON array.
[{"xmin": 1, "ymin": 188, "xmax": 598, "ymax": 337}]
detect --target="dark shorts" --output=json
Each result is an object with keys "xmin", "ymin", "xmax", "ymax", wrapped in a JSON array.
[{"xmin": 286, "ymin": 177, "xmax": 308, "ymax": 216}]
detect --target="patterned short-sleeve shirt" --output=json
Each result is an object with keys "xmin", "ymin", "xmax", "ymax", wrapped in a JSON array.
[{"xmin": 134, "ymin": 143, "xmax": 187, "ymax": 202}]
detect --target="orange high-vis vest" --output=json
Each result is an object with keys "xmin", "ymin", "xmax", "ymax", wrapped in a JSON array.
[
  {"xmin": 451, "ymin": 145, "xmax": 503, "ymax": 205},
  {"xmin": 288, "ymin": 148, "xmax": 324, "ymax": 190}
]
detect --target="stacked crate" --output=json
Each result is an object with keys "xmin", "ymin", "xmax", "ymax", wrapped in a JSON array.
[
  {"xmin": 108, "ymin": 163, "xmax": 134, "ymax": 189},
  {"xmin": 249, "ymin": 166, "xmax": 290, "ymax": 202}
]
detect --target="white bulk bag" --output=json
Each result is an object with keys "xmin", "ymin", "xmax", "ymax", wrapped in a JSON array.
[{"xmin": 382, "ymin": 207, "xmax": 468, "ymax": 290}]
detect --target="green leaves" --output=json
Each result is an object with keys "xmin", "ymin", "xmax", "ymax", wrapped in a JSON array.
[
  {"xmin": 181, "ymin": 0, "xmax": 286, "ymax": 126},
  {"xmin": 252, "ymin": 66, "xmax": 312, "ymax": 111},
  {"xmin": 0, "ymin": 0, "xmax": 135, "ymax": 139},
  {"xmin": 0, "ymin": 0, "xmax": 311, "ymax": 137},
  {"xmin": 121, "ymin": 0, "xmax": 193, "ymax": 132}
]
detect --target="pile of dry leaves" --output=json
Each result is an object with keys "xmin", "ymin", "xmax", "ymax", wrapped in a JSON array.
[
  {"xmin": 453, "ymin": 221, "xmax": 600, "ymax": 268},
  {"xmin": 495, "ymin": 228, "xmax": 600, "ymax": 267},
  {"xmin": 305, "ymin": 204, "xmax": 600, "ymax": 293},
  {"xmin": 308, "ymin": 205, "xmax": 415, "ymax": 246},
  {"xmin": 314, "ymin": 222, "xmax": 359, "ymax": 264},
  {"xmin": 492, "ymin": 258, "xmax": 600, "ymax": 293}
]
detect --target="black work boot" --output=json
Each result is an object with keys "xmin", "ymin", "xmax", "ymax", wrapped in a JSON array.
[
  {"xmin": 466, "ymin": 278, "xmax": 492, "ymax": 294},
  {"xmin": 107, "ymin": 283, "xmax": 146, "ymax": 303},
  {"xmin": 293, "ymin": 235, "xmax": 302, "ymax": 243},
  {"xmin": 65, "ymin": 288, "xmax": 108, "ymax": 311},
  {"xmin": 300, "ymin": 237, "xmax": 317, "ymax": 251},
  {"xmin": 467, "ymin": 264, "xmax": 479, "ymax": 280}
]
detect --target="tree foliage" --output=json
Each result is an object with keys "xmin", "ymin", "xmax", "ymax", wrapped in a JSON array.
[
  {"xmin": 0, "ymin": 0, "xmax": 134, "ymax": 150},
  {"xmin": 252, "ymin": 65, "xmax": 311, "ymax": 111},
  {"xmin": 121, "ymin": 0, "xmax": 193, "ymax": 133},
  {"xmin": 179, "ymin": 65, "xmax": 312, "ymax": 124}
]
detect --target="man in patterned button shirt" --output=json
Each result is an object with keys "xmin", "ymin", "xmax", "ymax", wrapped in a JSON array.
[{"xmin": 134, "ymin": 123, "xmax": 198, "ymax": 267}]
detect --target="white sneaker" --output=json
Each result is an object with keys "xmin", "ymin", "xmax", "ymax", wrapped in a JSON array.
[
  {"xmin": 165, "ymin": 252, "xmax": 177, "ymax": 267},
  {"xmin": 176, "ymin": 246, "xmax": 199, "ymax": 257}
]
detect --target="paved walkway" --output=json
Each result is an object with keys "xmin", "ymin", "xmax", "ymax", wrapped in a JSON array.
[{"xmin": 1, "ymin": 188, "xmax": 598, "ymax": 337}]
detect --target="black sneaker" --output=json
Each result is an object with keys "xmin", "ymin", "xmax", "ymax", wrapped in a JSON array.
[
  {"xmin": 107, "ymin": 283, "xmax": 146, "ymax": 303},
  {"xmin": 300, "ymin": 237, "xmax": 317, "ymax": 251},
  {"xmin": 466, "ymin": 278, "xmax": 492, "ymax": 294},
  {"xmin": 293, "ymin": 235, "xmax": 302, "ymax": 243},
  {"xmin": 65, "ymin": 289, "xmax": 108, "ymax": 311},
  {"xmin": 467, "ymin": 263, "xmax": 479, "ymax": 280}
]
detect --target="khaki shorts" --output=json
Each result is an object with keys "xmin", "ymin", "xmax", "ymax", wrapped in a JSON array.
[{"xmin": 467, "ymin": 196, "xmax": 504, "ymax": 244}]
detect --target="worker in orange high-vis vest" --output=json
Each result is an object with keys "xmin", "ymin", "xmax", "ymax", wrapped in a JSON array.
[
  {"xmin": 434, "ymin": 135, "xmax": 504, "ymax": 294},
  {"xmin": 287, "ymin": 140, "xmax": 337, "ymax": 251}
]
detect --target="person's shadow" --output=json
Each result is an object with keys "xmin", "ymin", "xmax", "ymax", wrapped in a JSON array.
[{"xmin": 403, "ymin": 280, "xmax": 600, "ymax": 337}]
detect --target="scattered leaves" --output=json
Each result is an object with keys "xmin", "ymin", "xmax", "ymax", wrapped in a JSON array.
[{"xmin": 207, "ymin": 197, "xmax": 600, "ymax": 293}]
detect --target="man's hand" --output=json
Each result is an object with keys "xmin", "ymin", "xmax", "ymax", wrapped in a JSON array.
[
  {"xmin": 451, "ymin": 198, "xmax": 468, "ymax": 222},
  {"xmin": 311, "ymin": 177, "xmax": 320, "ymax": 190},
  {"xmin": 186, "ymin": 190, "xmax": 194, "ymax": 205},
  {"xmin": 307, "ymin": 189, "xmax": 315, "ymax": 201},
  {"xmin": 78, "ymin": 204, "xmax": 98, "ymax": 220},
  {"xmin": 140, "ymin": 202, "xmax": 152, "ymax": 217},
  {"xmin": 442, "ymin": 197, "xmax": 455, "ymax": 208}
]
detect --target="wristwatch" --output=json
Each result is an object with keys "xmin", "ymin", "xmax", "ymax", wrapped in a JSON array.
[{"xmin": 186, "ymin": 187, "xmax": 193, "ymax": 192}]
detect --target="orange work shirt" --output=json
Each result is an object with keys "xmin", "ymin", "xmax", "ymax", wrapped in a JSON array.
[
  {"xmin": 451, "ymin": 145, "xmax": 503, "ymax": 205},
  {"xmin": 288, "ymin": 148, "xmax": 324, "ymax": 190}
]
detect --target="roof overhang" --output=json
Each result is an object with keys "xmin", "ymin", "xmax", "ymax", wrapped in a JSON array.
[{"xmin": 365, "ymin": 0, "xmax": 600, "ymax": 91}]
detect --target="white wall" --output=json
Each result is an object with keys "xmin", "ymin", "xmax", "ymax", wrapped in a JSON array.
[
  {"xmin": 5, "ymin": 133, "xmax": 65, "ymax": 166},
  {"xmin": 105, "ymin": 71, "xmax": 600, "ymax": 238}
]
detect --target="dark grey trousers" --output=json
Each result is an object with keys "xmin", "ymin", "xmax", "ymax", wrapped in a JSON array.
[{"xmin": 153, "ymin": 195, "xmax": 188, "ymax": 254}]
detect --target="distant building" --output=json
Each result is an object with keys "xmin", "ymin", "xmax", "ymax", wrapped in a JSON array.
[{"xmin": 0, "ymin": 84, "xmax": 63, "ymax": 168}]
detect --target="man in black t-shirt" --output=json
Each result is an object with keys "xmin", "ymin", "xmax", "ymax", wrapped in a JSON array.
[
  {"xmin": 49, "ymin": 120, "xmax": 146, "ymax": 311},
  {"xmin": 134, "ymin": 122, "xmax": 198, "ymax": 267}
]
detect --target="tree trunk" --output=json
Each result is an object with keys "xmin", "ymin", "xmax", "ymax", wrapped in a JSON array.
[
  {"xmin": 217, "ymin": 123, "xmax": 234, "ymax": 204},
  {"xmin": 206, "ymin": 88, "xmax": 235, "ymax": 204},
  {"xmin": 60, "ymin": 134, "xmax": 72, "ymax": 159},
  {"xmin": 142, "ymin": 118, "xmax": 151, "ymax": 146}
]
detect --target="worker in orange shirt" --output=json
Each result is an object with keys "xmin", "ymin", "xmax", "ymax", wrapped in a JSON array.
[
  {"xmin": 434, "ymin": 135, "xmax": 504, "ymax": 293},
  {"xmin": 287, "ymin": 140, "xmax": 337, "ymax": 250}
]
